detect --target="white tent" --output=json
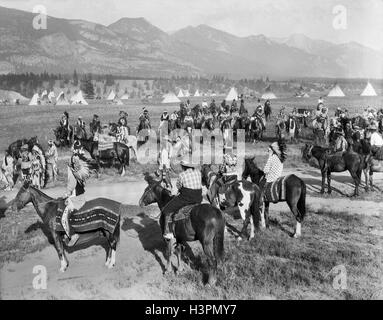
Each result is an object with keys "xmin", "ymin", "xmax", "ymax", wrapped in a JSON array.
[
  {"xmin": 225, "ymin": 87, "xmax": 238, "ymax": 102},
  {"xmin": 113, "ymin": 98, "xmax": 124, "ymax": 105},
  {"xmin": 261, "ymin": 92, "xmax": 277, "ymax": 100},
  {"xmin": 107, "ymin": 90, "xmax": 116, "ymax": 101},
  {"xmin": 183, "ymin": 90, "xmax": 190, "ymax": 97},
  {"xmin": 29, "ymin": 93, "xmax": 40, "ymax": 106},
  {"xmin": 177, "ymin": 89, "xmax": 185, "ymax": 98},
  {"xmin": 48, "ymin": 91, "xmax": 55, "ymax": 101},
  {"xmin": 56, "ymin": 92, "xmax": 70, "ymax": 105},
  {"xmin": 71, "ymin": 90, "xmax": 88, "ymax": 105},
  {"xmin": 194, "ymin": 89, "xmax": 201, "ymax": 97},
  {"xmin": 360, "ymin": 82, "xmax": 377, "ymax": 96},
  {"xmin": 327, "ymin": 84, "xmax": 345, "ymax": 97},
  {"xmin": 161, "ymin": 92, "xmax": 181, "ymax": 104},
  {"xmin": 120, "ymin": 93, "xmax": 130, "ymax": 100}
]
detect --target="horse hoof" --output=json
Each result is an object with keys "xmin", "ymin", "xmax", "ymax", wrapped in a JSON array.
[{"xmin": 107, "ymin": 263, "xmax": 115, "ymax": 269}]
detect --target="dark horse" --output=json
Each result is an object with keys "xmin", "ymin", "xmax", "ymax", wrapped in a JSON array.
[
  {"xmin": 139, "ymin": 174, "xmax": 225, "ymax": 285},
  {"xmin": 302, "ymin": 144, "xmax": 364, "ymax": 196},
  {"xmin": 12, "ymin": 181, "xmax": 121, "ymax": 272},
  {"xmin": 77, "ymin": 138, "xmax": 130, "ymax": 176},
  {"xmin": 242, "ymin": 157, "xmax": 307, "ymax": 238}
]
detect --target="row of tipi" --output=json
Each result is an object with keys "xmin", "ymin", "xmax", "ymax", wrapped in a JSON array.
[
  {"xmin": 29, "ymin": 90, "xmax": 89, "ymax": 106},
  {"xmin": 327, "ymin": 82, "xmax": 378, "ymax": 97}
]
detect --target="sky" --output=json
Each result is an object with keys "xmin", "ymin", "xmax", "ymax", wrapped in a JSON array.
[{"xmin": 1, "ymin": 0, "xmax": 383, "ymax": 50}]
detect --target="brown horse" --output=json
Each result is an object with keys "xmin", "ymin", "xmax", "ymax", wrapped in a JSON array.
[
  {"xmin": 11, "ymin": 181, "xmax": 121, "ymax": 272},
  {"xmin": 139, "ymin": 174, "xmax": 225, "ymax": 285}
]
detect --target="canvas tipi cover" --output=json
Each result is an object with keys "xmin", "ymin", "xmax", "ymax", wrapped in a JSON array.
[
  {"xmin": 29, "ymin": 93, "xmax": 40, "ymax": 106},
  {"xmin": 71, "ymin": 91, "xmax": 88, "ymax": 105},
  {"xmin": 183, "ymin": 90, "xmax": 190, "ymax": 97},
  {"xmin": 107, "ymin": 90, "xmax": 116, "ymax": 101},
  {"xmin": 48, "ymin": 91, "xmax": 55, "ymax": 101},
  {"xmin": 360, "ymin": 82, "xmax": 377, "ymax": 96},
  {"xmin": 114, "ymin": 98, "xmax": 124, "ymax": 105},
  {"xmin": 56, "ymin": 92, "xmax": 70, "ymax": 105},
  {"xmin": 177, "ymin": 89, "xmax": 185, "ymax": 98},
  {"xmin": 225, "ymin": 87, "xmax": 238, "ymax": 102},
  {"xmin": 120, "ymin": 93, "xmax": 130, "ymax": 100},
  {"xmin": 194, "ymin": 89, "xmax": 201, "ymax": 97},
  {"xmin": 327, "ymin": 85, "xmax": 345, "ymax": 97},
  {"xmin": 161, "ymin": 92, "xmax": 181, "ymax": 104}
]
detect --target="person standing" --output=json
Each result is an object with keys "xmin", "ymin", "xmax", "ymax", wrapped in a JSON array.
[
  {"xmin": 46, "ymin": 140, "xmax": 58, "ymax": 182},
  {"xmin": 1, "ymin": 150, "xmax": 14, "ymax": 191}
]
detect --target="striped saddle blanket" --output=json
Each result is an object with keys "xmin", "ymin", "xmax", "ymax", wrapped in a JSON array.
[
  {"xmin": 98, "ymin": 135, "xmax": 116, "ymax": 151},
  {"xmin": 263, "ymin": 175, "xmax": 291, "ymax": 203},
  {"xmin": 56, "ymin": 198, "xmax": 121, "ymax": 234}
]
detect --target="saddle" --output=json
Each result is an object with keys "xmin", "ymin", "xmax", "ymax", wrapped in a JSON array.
[
  {"xmin": 55, "ymin": 198, "xmax": 121, "ymax": 234},
  {"xmin": 263, "ymin": 175, "xmax": 290, "ymax": 203}
]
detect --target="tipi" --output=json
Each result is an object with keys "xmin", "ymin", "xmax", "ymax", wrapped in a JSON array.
[
  {"xmin": 194, "ymin": 89, "xmax": 201, "ymax": 97},
  {"xmin": 225, "ymin": 87, "xmax": 238, "ymax": 102},
  {"xmin": 183, "ymin": 90, "xmax": 190, "ymax": 97},
  {"xmin": 48, "ymin": 91, "xmax": 55, "ymax": 102},
  {"xmin": 29, "ymin": 93, "xmax": 40, "ymax": 106},
  {"xmin": 120, "ymin": 92, "xmax": 130, "ymax": 100},
  {"xmin": 327, "ymin": 84, "xmax": 345, "ymax": 97},
  {"xmin": 56, "ymin": 92, "xmax": 70, "ymax": 105},
  {"xmin": 177, "ymin": 89, "xmax": 185, "ymax": 98},
  {"xmin": 107, "ymin": 90, "xmax": 116, "ymax": 101},
  {"xmin": 71, "ymin": 90, "xmax": 88, "ymax": 105},
  {"xmin": 113, "ymin": 98, "xmax": 124, "ymax": 105},
  {"xmin": 161, "ymin": 92, "xmax": 181, "ymax": 104},
  {"xmin": 360, "ymin": 82, "xmax": 377, "ymax": 96}
]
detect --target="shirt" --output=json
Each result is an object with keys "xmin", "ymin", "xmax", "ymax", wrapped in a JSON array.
[
  {"xmin": 263, "ymin": 154, "xmax": 283, "ymax": 183},
  {"xmin": 371, "ymin": 132, "xmax": 383, "ymax": 147},
  {"xmin": 176, "ymin": 169, "xmax": 202, "ymax": 190}
]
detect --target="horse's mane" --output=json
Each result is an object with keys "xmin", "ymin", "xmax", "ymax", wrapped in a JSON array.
[{"xmin": 29, "ymin": 185, "xmax": 54, "ymax": 201}]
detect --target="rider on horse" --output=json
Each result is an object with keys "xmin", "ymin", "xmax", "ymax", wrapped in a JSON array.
[
  {"xmin": 259, "ymin": 140, "xmax": 287, "ymax": 191},
  {"xmin": 239, "ymin": 99, "xmax": 248, "ymax": 116},
  {"xmin": 161, "ymin": 157, "xmax": 202, "ymax": 240},
  {"xmin": 89, "ymin": 114, "xmax": 101, "ymax": 138},
  {"xmin": 60, "ymin": 111, "xmax": 70, "ymax": 142},
  {"xmin": 61, "ymin": 140, "xmax": 90, "ymax": 247},
  {"xmin": 368, "ymin": 124, "xmax": 383, "ymax": 160},
  {"xmin": 116, "ymin": 117, "xmax": 130, "ymax": 144},
  {"xmin": 252, "ymin": 104, "xmax": 266, "ymax": 130},
  {"xmin": 333, "ymin": 127, "xmax": 348, "ymax": 154}
]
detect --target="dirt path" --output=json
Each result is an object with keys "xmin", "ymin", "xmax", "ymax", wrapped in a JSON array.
[{"xmin": 0, "ymin": 169, "xmax": 382, "ymax": 300}]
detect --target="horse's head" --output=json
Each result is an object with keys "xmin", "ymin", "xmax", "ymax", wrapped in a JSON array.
[
  {"xmin": 242, "ymin": 156, "xmax": 263, "ymax": 184},
  {"xmin": 200, "ymin": 164, "xmax": 213, "ymax": 186},
  {"xmin": 139, "ymin": 173, "xmax": 168, "ymax": 207},
  {"xmin": 301, "ymin": 143, "xmax": 314, "ymax": 162},
  {"xmin": 12, "ymin": 181, "xmax": 33, "ymax": 212}
]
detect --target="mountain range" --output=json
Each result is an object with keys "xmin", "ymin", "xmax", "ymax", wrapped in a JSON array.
[{"xmin": 0, "ymin": 5, "xmax": 382, "ymax": 78}]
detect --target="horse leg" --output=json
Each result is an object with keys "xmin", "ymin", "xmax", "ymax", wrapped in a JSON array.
[
  {"xmin": 105, "ymin": 227, "xmax": 119, "ymax": 268},
  {"xmin": 264, "ymin": 202, "xmax": 270, "ymax": 228},
  {"xmin": 369, "ymin": 169, "xmax": 374, "ymax": 191},
  {"xmin": 260, "ymin": 202, "xmax": 267, "ymax": 229},
  {"xmin": 327, "ymin": 170, "xmax": 332, "ymax": 194},
  {"xmin": 164, "ymin": 239, "xmax": 173, "ymax": 274},
  {"xmin": 175, "ymin": 243, "xmax": 184, "ymax": 273},
  {"xmin": 349, "ymin": 170, "xmax": 360, "ymax": 197},
  {"xmin": 239, "ymin": 214, "xmax": 250, "ymax": 240},
  {"xmin": 364, "ymin": 167, "xmax": 369, "ymax": 191},
  {"xmin": 320, "ymin": 170, "xmax": 326, "ymax": 194},
  {"xmin": 202, "ymin": 241, "xmax": 217, "ymax": 286},
  {"xmin": 51, "ymin": 230, "xmax": 68, "ymax": 272}
]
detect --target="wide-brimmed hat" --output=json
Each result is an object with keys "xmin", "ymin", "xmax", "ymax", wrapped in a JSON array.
[{"xmin": 180, "ymin": 157, "xmax": 197, "ymax": 168}]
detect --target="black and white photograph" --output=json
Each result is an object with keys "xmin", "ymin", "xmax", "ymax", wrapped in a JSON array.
[{"xmin": 0, "ymin": 0, "xmax": 382, "ymax": 302}]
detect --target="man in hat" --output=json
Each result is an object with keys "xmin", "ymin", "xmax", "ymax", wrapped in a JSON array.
[
  {"xmin": 61, "ymin": 140, "xmax": 90, "ymax": 247},
  {"xmin": 60, "ymin": 111, "xmax": 70, "ymax": 142},
  {"xmin": 46, "ymin": 140, "xmax": 58, "ymax": 182},
  {"xmin": 368, "ymin": 124, "xmax": 383, "ymax": 160},
  {"xmin": 161, "ymin": 157, "xmax": 202, "ymax": 240}
]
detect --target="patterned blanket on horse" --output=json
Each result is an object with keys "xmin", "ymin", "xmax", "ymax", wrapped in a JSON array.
[
  {"xmin": 171, "ymin": 204, "xmax": 199, "ymax": 222},
  {"xmin": 98, "ymin": 134, "xmax": 116, "ymax": 151},
  {"xmin": 55, "ymin": 198, "xmax": 121, "ymax": 234},
  {"xmin": 263, "ymin": 175, "xmax": 291, "ymax": 203}
]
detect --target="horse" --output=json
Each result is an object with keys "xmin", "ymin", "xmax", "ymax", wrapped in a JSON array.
[
  {"xmin": 7, "ymin": 136, "xmax": 39, "ymax": 160},
  {"xmin": 139, "ymin": 174, "xmax": 225, "ymax": 285},
  {"xmin": 53, "ymin": 125, "xmax": 73, "ymax": 148},
  {"xmin": 250, "ymin": 116, "xmax": 264, "ymax": 143},
  {"xmin": 203, "ymin": 116, "xmax": 215, "ymax": 132},
  {"xmin": 11, "ymin": 181, "xmax": 121, "ymax": 272},
  {"xmin": 302, "ymin": 144, "xmax": 364, "ymax": 196},
  {"xmin": 77, "ymin": 138, "xmax": 130, "ymax": 176},
  {"xmin": 137, "ymin": 117, "xmax": 151, "ymax": 146},
  {"xmin": 200, "ymin": 164, "xmax": 262, "ymax": 240},
  {"xmin": 242, "ymin": 157, "xmax": 307, "ymax": 238},
  {"xmin": 108, "ymin": 123, "xmax": 137, "ymax": 160}
]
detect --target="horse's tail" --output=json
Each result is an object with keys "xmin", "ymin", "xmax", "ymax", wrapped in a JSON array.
[
  {"xmin": 297, "ymin": 178, "xmax": 307, "ymax": 221},
  {"xmin": 213, "ymin": 210, "xmax": 225, "ymax": 262}
]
